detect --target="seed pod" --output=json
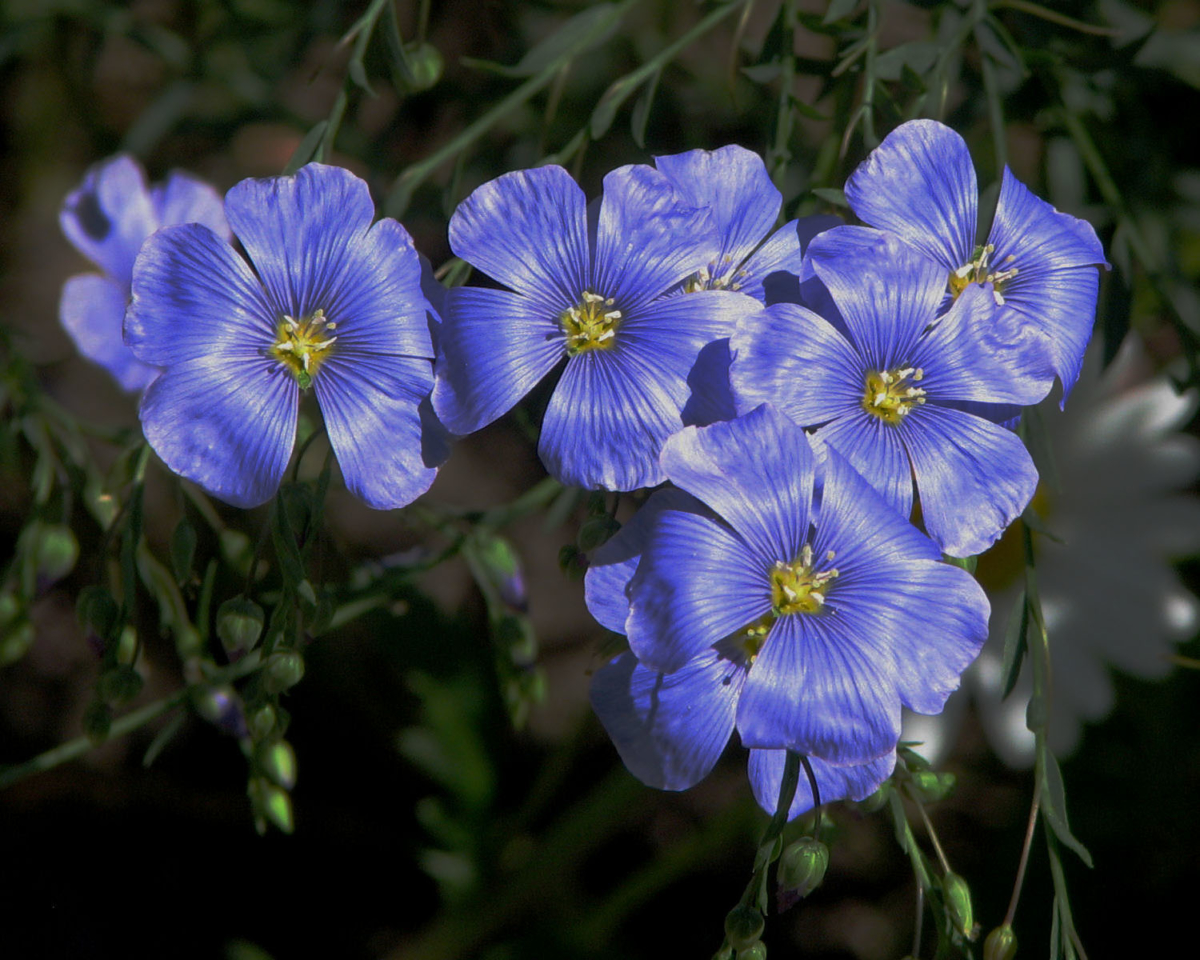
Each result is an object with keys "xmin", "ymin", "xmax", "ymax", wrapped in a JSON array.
[
  {"xmin": 943, "ymin": 872, "xmax": 975, "ymax": 939},
  {"xmin": 984, "ymin": 924, "xmax": 1017, "ymax": 960},
  {"xmin": 216, "ymin": 596, "xmax": 265, "ymax": 660},
  {"xmin": 724, "ymin": 905, "xmax": 764, "ymax": 952},
  {"xmin": 264, "ymin": 651, "xmax": 305, "ymax": 694},
  {"xmin": 778, "ymin": 836, "xmax": 829, "ymax": 900}
]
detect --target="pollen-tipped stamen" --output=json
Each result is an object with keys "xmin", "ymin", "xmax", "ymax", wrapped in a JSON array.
[
  {"xmin": 770, "ymin": 543, "xmax": 839, "ymax": 617},
  {"xmin": 561, "ymin": 291, "xmax": 622, "ymax": 355},
  {"xmin": 862, "ymin": 366, "xmax": 926, "ymax": 426},
  {"xmin": 271, "ymin": 308, "xmax": 338, "ymax": 389}
]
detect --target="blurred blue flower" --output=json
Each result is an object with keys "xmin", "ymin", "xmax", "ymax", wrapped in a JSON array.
[
  {"xmin": 587, "ymin": 405, "xmax": 988, "ymax": 809},
  {"xmin": 732, "ymin": 229, "xmax": 1046, "ymax": 557},
  {"xmin": 59, "ymin": 154, "xmax": 229, "ymax": 391},
  {"xmin": 432, "ymin": 163, "xmax": 758, "ymax": 491},
  {"xmin": 126, "ymin": 163, "xmax": 439, "ymax": 509},
  {"xmin": 844, "ymin": 118, "xmax": 1108, "ymax": 400}
]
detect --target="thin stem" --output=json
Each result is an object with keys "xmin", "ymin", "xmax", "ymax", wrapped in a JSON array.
[
  {"xmin": 913, "ymin": 798, "xmax": 952, "ymax": 875},
  {"xmin": 911, "ymin": 883, "xmax": 925, "ymax": 957},
  {"xmin": 768, "ymin": 0, "xmax": 797, "ymax": 192},
  {"xmin": 799, "ymin": 754, "xmax": 823, "ymax": 837},
  {"xmin": 992, "ymin": 0, "xmax": 1119, "ymax": 37},
  {"xmin": 1004, "ymin": 780, "xmax": 1042, "ymax": 926}
]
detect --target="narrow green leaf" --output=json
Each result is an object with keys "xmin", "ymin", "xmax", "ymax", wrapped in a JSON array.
[
  {"xmin": 823, "ymin": 0, "xmax": 859, "ymax": 24},
  {"xmin": 283, "ymin": 121, "xmax": 329, "ymax": 175},
  {"xmin": 741, "ymin": 61, "xmax": 782, "ymax": 83},
  {"xmin": 467, "ymin": 4, "xmax": 620, "ymax": 78},
  {"xmin": 1040, "ymin": 752, "xmax": 1094, "ymax": 867},
  {"xmin": 872, "ymin": 41, "xmax": 938, "ymax": 81},
  {"xmin": 590, "ymin": 74, "xmax": 641, "ymax": 138},
  {"xmin": 999, "ymin": 588, "xmax": 1028, "ymax": 699},
  {"xmin": 630, "ymin": 66, "xmax": 661, "ymax": 148},
  {"xmin": 810, "ymin": 187, "xmax": 847, "ymax": 207}
]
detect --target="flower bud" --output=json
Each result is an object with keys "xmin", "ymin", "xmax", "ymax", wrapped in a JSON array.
[
  {"xmin": 216, "ymin": 597, "xmax": 265, "ymax": 660},
  {"xmin": 258, "ymin": 739, "xmax": 297, "ymax": 790},
  {"xmin": 724, "ymin": 905, "xmax": 764, "ymax": 952},
  {"xmin": 33, "ymin": 524, "xmax": 79, "ymax": 587},
  {"xmin": 264, "ymin": 651, "xmax": 305, "ymax": 694},
  {"xmin": 249, "ymin": 704, "xmax": 277, "ymax": 741},
  {"xmin": 577, "ymin": 515, "xmax": 621, "ymax": 552},
  {"xmin": 77, "ymin": 586, "xmax": 119, "ymax": 644},
  {"xmin": 854, "ymin": 780, "xmax": 891, "ymax": 813},
  {"xmin": 778, "ymin": 836, "xmax": 829, "ymax": 901},
  {"xmin": 984, "ymin": 924, "xmax": 1017, "ymax": 960},
  {"xmin": 97, "ymin": 665, "xmax": 144, "ymax": 705},
  {"xmin": 737, "ymin": 943, "xmax": 767, "ymax": 960},
  {"xmin": 250, "ymin": 777, "xmax": 294, "ymax": 834},
  {"xmin": 0, "ymin": 617, "xmax": 34, "ymax": 666},
  {"xmin": 943, "ymin": 872, "xmax": 975, "ymax": 939},
  {"xmin": 405, "ymin": 42, "xmax": 443, "ymax": 91},
  {"xmin": 558, "ymin": 544, "xmax": 588, "ymax": 580},
  {"xmin": 194, "ymin": 685, "xmax": 248, "ymax": 737},
  {"xmin": 909, "ymin": 769, "xmax": 956, "ymax": 804}
]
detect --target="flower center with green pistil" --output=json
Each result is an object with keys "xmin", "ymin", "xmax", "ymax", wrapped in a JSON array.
[
  {"xmin": 561, "ymin": 291, "xmax": 622, "ymax": 356},
  {"xmin": 949, "ymin": 243, "xmax": 1019, "ymax": 305},
  {"xmin": 683, "ymin": 254, "xmax": 747, "ymax": 293},
  {"xmin": 769, "ymin": 544, "xmax": 839, "ymax": 617},
  {"xmin": 271, "ymin": 309, "xmax": 337, "ymax": 390},
  {"xmin": 862, "ymin": 366, "xmax": 926, "ymax": 426}
]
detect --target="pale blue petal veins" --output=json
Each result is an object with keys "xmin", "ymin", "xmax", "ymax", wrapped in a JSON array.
[
  {"xmin": 140, "ymin": 357, "xmax": 297, "ymax": 509},
  {"xmin": 813, "ymin": 413, "xmax": 914, "ymax": 521},
  {"xmin": 431, "ymin": 286, "xmax": 565, "ymax": 435},
  {"xmin": 738, "ymin": 220, "xmax": 805, "ymax": 301},
  {"xmin": 1000, "ymin": 271, "xmax": 1100, "ymax": 403},
  {"xmin": 59, "ymin": 274, "xmax": 158, "ymax": 392},
  {"xmin": 903, "ymin": 405, "xmax": 1038, "ymax": 557},
  {"xmin": 590, "ymin": 649, "xmax": 743, "ymax": 791},
  {"xmin": 60, "ymin": 154, "xmax": 157, "ymax": 287},
  {"xmin": 126, "ymin": 223, "xmax": 276, "ymax": 367},
  {"xmin": 315, "ymin": 354, "xmax": 439, "ymax": 509},
  {"xmin": 626, "ymin": 507, "xmax": 770, "ymax": 673},
  {"xmin": 659, "ymin": 405, "xmax": 813, "ymax": 563},
  {"xmin": 584, "ymin": 487, "xmax": 702, "ymax": 634},
  {"xmin": 593, "ymin": 164, "xmax": 718, "ymax": 307},
  {"xmin": 151, "ymin": 172, "xmax": 230, "ymax": 239},
  {"xmin": 449, "ymin": 165, "xmax": 589, "ymax": 305},
  {"xmin": 730, "ymin": 302, "xmax": 865, "ymax": 425},
  {"xmin": 806, "ymin": 227, "xmax": 947, "ymax": 368},
  {"xmin": 224, "ymin": 164, "xmax": 377, "ymax": 319},
  {"xmin": 843, "ymin": 118, "xmax": 977, "ymax": 270},
  {"xmin": 748, "ymin": 749, "xmax": 895, "ymax": 819},
  {"xmin": 736, "ymin": 612, "xmax": 902, "ymax": 763}
]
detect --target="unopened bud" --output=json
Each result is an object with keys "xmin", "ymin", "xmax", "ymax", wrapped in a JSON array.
[
  {"xmin": 558, "ymin": 544, "xmax": 588, "ymax": 580},
  {"xmin": 778, "ymin": 836, "xmax": 829, "ymax": 904},
  {"xmin": 984, "ymin": 924, "xmax": 1017, "ymax": 960},
  {"xmin": 194, "ymin": 685, "xmax": 248, "ymax": 737},
  {"xmin": 737, "ymin": 943, "xmax": 766, "ymax": 960},
  {"xmin": 909, "ymin": 769, "xmax": 956, "ymax": 804},
  {"xmin": 259, "ymin": 739, "xmax": 297, "ymax": 790},
  {"xmin": 264, "ymin": 651, "xmax": 305, "ymax": 693},
  {"xmin": 216, "ymin": 597, "xmax": 264, "ymax": 660},
  {"xmin": 943, "ymin": 872, "xmax": 975, "ymax": 939},
  {"xmin": 577, "ymin": 515, "xmax": 621, "ymax": 552},
  {"xmin": 97, "ymin": 665, "xmax": 144, "ymax": 705},
  {"xmin": 250, "ymin": 777, "xmax": 294, "ymax": 834},
  {"xmin": 77, "ymin": 586, "xmax": 119, "ymax": 643},
  {"xmin": 855, "ymin": 780, "xmax": 891, "ymax": 813},
  {"xmin": 724, "ymin": 905, "xmax": 764, "ymax": 951},
  {"xmin": 33, "ymin": 524, "xmax": 79, "ymax": 586},
  {"xmin": 249, "ymin": 704, "xmax": 277, "ymax": 741},
  {"xmin": 405, "ymin": 42, "xmax": 443, "ymax": 91},
  {"xmin": 0, "ymin": 618, "xmax": 34, "ymax": 665}
]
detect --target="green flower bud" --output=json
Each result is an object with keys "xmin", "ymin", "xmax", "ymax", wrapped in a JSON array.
[
  {"xmin": 577, "ymin": 514, "xmax": 621, "ymax": 552},
  {"xmin": 264, "ymin": 651, "xmax": 305, "ymax": 694},
  {"xmin": 0, "ymin": 618, "xmax": 34, "ymax": 665},
  {"xmin": 724, "ymin": 905, "xmax": 764, "ymax": 952},
  {"xmin": 984, "ymin": 924, "xmax": 1017, "ymax": 960},
  {"xmin": 778, "ymin": 836, "xmax": 829, "ymax": 900},
  {"xmin": 34, "ymin": 524, "xmax": 79, "ymax": 585},
  {"xmin": 0, "ymin": 591, "xmax": 20, "ymax": 627},
  {"xmin": 250, "ymin": 777, "xmax": 294, "ymax": 834},
  {"xmin": 909, "ymin": 769, "xmax": 956, "ymax": 804},
  {"xmin": 115, "ymin": 625, "xmax": 138, "ymax": 665},
  {"xmin": 76, "ymin": 586, "xmax": 119, "ymax": 643},
  {"xmin": 220, "ymin": 530, "xmax": 255, "ymax": 578},
  {"xmin": 249, "ymin": 704, "xmax": 277, "ymax": 741},
  {"xmin": 170, "ymin": 516, "xmax": 197, "ymax": 583},
  {"xmin": 194, "ymin": 685, "xmax": 248, "ymax": 737},
  {"xmin": 97, "ymin": 665, "xmax": 144, "ymax": 705},
  {"xmin": 259, "ymin": 739, "xmax": 297, "ymax": 790},
  {"xmin": 943, "ymin": 872, "xmax": 975, "ymax": 939},
  {"xmin": 737, "ymin": 943, "xmax": 767, "ymax": 960},
  {"xmin": 174, "ymin": 624, "xmax": 202, "ymax": 660},
  {"xmin": 216, "ymin": 597, "xmax": 265, "ymax": 659},
  {"xmin": 557, "ymin": 544, "xmax": 587, "ymax": 580},
  {"xmin": 405, "ymin": 42, "xmax": 443, "ymax": 91},
  {"xmin": 854, "ymin": 780, "xmax": 891, "ymax": 813}
]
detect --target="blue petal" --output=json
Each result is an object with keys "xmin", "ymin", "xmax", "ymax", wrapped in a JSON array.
[
  {"xmin": 903, "ymin": 405, "xmax": 1038, "ymax": 557},
  {"xmin": 806, "ymin": 227, "xmax": 946, "ymax": 369},
  {"xmin": 681, "ymin": 338, "xmax": 737, "ymax": 427},
  {"xmin": 593, "ymin": 164, "xmax": 718, "ymax": 308},
  {"xmin": 59, "ymin": 274, "xmax": 158, "ymax": 392},
  {"xmin": 655, "ymin": 145, "xmax": 782, "ymax": 286},
  {"xmin": 739, "ymin": 220, "xmax": 804, "ymax": 301},
  {"xmin": 730, "ymin": 302, "xmax": 865, "ymax": 426},
  {"xmin": 584, "ymin": 487, "xmax": 701, "ymax": 634},
  {"xmin": 911, "ymin": 284, "xmax": 1050, "ymax": 406},
  {"xmin": 659, "ymin": 405, "xmax": 815, "ymax": 563},
  {"xmin": 126, "ymin": 223, "xmax": 276, "ymax": 368},
  {"xmin": 590, "ymin": 649, "xmax": 743, "ymax": 791},
  {"xmin": 150, "ymin": 171, "xmax": 230, "ymax": 239},
  {"xmin": 60, "ymin": 154, "xmax": 157, "ymax": 288},
  {"xmin": 736, "ymin": 612, "xmax": 901, "ymax": 763},
  {"xmin": 814, "ymin": 413, "xmax": 914, "ymax": 520},
  {"xmin": 843, "ymin": 119, "xmax": 977, "ymax": 270},
  {"xmin": 449, "ymin": 164, "xmax": 588, "ymax": 306},
  {"xmin": 748, "ymin": 749, "xmax": 895, "ymax": 819},
  {"xmin": 139, "ymin": 357, "xmax": 297, "ymax": 508},
  {"xmin": 539, "ymin": 291, "xmax": 753, "ymax": 490},
  {"xmin": 626, "ymin": 506, "xmax": 770, "ymax": 673},
  {"xmin": 431, "ymin": 286, "xmax": 565, "ymax": 435},
  {"xmin": 224, "ymin": 164, "xmax": 376, "ymax": 320},
  {"xmin": 315, "ymin": 354, "xmax": 439, "ymax": 509}
]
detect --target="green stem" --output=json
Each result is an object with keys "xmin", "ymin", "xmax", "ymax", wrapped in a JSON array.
[
  {"xmin": 768, "ymin": 0, "xmax": 798, "ymax": 192},
  {"xmin": 992, "ymin": 0, "xmax": 1118, "ymax": 37}
]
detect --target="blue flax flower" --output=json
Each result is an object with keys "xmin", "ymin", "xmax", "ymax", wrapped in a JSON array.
[
  {"xmin": 126, "ymin": 163, "xmax": 439, "ymax": 509},
  {"xmin": 432, "ymin": 164, "xmax": 758, "ymax": 491},
  {"xmin": 732, "ymin": 228, "xmax": 1047, "ymax": 557},
  {"xmin": 844, "ymin": 119, "xmax": 1108, "ymax": 399},
  {"xmin": 586, "ymin": 405, "xmax": 988, "ymax": 812},
  {"xmin": 59, "ymin": 154, "xmax": 229, "ymax": 391}
]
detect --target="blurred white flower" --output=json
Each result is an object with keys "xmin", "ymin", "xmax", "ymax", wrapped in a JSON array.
[{"xmin": 905, "ymin": 335, "xmax": 1200, "ymax": 767}]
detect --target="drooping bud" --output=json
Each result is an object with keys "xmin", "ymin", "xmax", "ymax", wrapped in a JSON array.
[
  {"xmin": 984, "ymin": 924, "xmax": 1017, "ymax": 960},
  {"xmin": 194, "ymin": 685, "xmax": 248, "ymax": 737},
  {"xmin": 577, "ymin": 515, "xmax": 621, "ymax": 552},
  {"xmin": 737, "ymin": 943, "xmax": 767, "ymax": 960},
  {"xmin": 216, "ymin": 597, "xmax": 265, "ymax": 660},
  {"xmin": 943, "ymin": 872, "xmax": 975, "ymax": 939},
  {"xmin": 258, "ymin": 739, "xmax": 297, "ymax": 790},
  {"xmin": 248, "ymin": 704, "xmax": 277, "ymax": 741},
  {"xmin": 0, "ymin": 617, "xmax": 34, "ymax": 666},
  {"xmin": 405, "ymin": 42, "xmax": 443, "ymax": 91},
  {"xmin": 777, "ymin": 836, "xmax": 829, "ymax": 909},
  {"xmin": 32, "ymin": 524, "xmax": 79, "ymax": 587},
  {"xmin": 557, "ymin": 544, "xmax": 588, "ymax": 580},
  {"xmin": 264, "ymin": 651, "xmax": 305, "ymax": 694},
  {"xmin": 908, "ymin": 769, "xmax": 956, "ymax": 804},
  {"xmin": 724, "ymin": 905, "xmax": 764, "ymax": 952},
  {"xmin": 97, "ymin": 665, "xmax": 144, "ymax": 705},
  {"xmin": 250, "ymin": 777, "xmax": 294, "ymax": 834},
  {"xmin": 77, "ymin": 586, "xmax": 119, "ymax": 646},
  {"xmin": 854, "ymin": 780, "xmax": 891, "ymax": 813}
]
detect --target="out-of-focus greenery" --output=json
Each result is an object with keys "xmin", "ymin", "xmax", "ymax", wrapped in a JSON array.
[{"xmin": 1, "ymin": 1, "xmax": 1199, "ymax": 958}]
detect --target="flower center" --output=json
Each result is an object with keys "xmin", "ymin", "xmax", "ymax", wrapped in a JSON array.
[
  {"xmin": 271, "ymin": 309, "xmax": 337, "ymax": 390},
  {"xmin": 770, "ymin": 544, "xmax": 839, "ymax": 617},
  {"xmin": 949, "ymin": 243, "xmax": 1019, "ymax": 305},
  {"xmin": 683, "ymin": 254, "xmax": 746, "ymax": 293},
  {"xmin": 862, "ymin": 366, "xmax": 926, "ymax": 426},
  {"xmin": 560, "ymin": 291, "xmax": 622, "ymax": 356}
]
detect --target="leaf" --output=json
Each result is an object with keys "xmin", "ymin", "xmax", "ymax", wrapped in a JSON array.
[
  {"xmin": 283, "ymin": 121, "xmax": 329, "ymax": 175},
  {"xmin": 823, "ymin": 0, "xmax": 860, "ymax": 24},
  {"xmin": 999, "ymin": 588, "xmax": 1028, "ymax": 699},
  {"xmin": 810, "ymin": 187, "xmax": 848, "ymax": 207},
  {"xmin": 590, "ymin": 73, "xmax": 642, "ymax": 138},
  {"xmin": 1040, "ymin": 752, "xmax": 1095, "ymax": 867},
  {"xmin": 873, "ymin": 41, "xmax": 938, "ymax": 81},
  {"xmin": 630, "ymin": 66, "xmax": 661, "ymax": 148},
  {"xmin": 789, "ymin": 94, "xmax": 828, "ymax": 121},
  {"xmin": 468, "ymin": 4, "xmax": 620, "ymax": 78},
  {"xmin": 741, "ymin": 61, "xmax": 782, "ymax": 83}
]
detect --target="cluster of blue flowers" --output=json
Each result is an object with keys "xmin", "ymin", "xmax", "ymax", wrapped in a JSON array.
[{"xmin": 59, "ymin": 120, "xmax": 1107, "ymax": 818}]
